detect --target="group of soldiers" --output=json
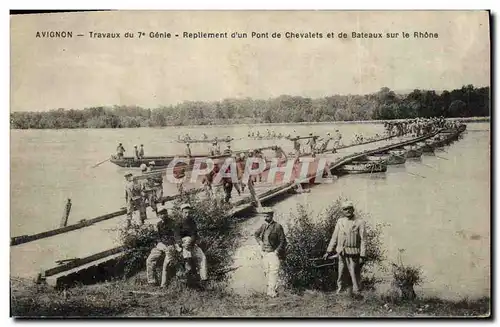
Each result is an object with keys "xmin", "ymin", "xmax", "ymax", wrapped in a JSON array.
[
  {"xmin": 248, "ymin": 129, "xmax": 286, "ymax": 139},
  {"xmin": 116, "ymin": 143, "xmax": 146, "ymax": 159},
  {"xmin": 383, "ymin": 117, "xmax": 450, "ymax": 137},
  {"xmin": 143, "ymin": 199, "xmax": 366, "ymax": 298},
  {"xmin": 292, "ymin": 130, "xmax": 343, "ymax": 156},
  {"xmin": 145, "ymin": 203, "xmax": 208, "ymax": 288}
]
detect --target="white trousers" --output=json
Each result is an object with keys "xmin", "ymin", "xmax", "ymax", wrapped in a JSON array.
[
  {"xmin": 262, "ymin": 251, "xmax": 281, "ymax": 297},
  {"xmin": 182, "ymin": 237, "xmax": 208, "ymax": 281},
  {"xmin": 146, "ymin": 242, "xmax": 178, "ymax": 287}
]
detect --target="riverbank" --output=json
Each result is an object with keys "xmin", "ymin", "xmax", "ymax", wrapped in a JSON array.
[
  {"xmin": 9, "ymin": 116, "xmax": 489, "ymax": 130},
  {"xmin": 10, "ymin": 277, "xmax": 490, "ymax": 318}
]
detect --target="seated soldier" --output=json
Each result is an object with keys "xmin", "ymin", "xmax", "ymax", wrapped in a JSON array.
[
  {"xmin": 177, "ymin": 203, "xmax": 208, "ymax": 283},
  {"xmin": 146, "ymin": 209, "xmax": 182, "ymax": 287}
]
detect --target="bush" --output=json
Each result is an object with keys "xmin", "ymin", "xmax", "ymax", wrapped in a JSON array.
[
  {"xmin": 281, "ymin": 199, "xmax": 386, "ymax": 292},
  {"xmin": 119, "ymin": 194, "xmax": 240, "ymax": 283},
  {"xmin": 169, "ymin": 194, "xmax": 241, "ymax": 282},
  {"xmin": 391, "ymin": 249, "xmax": 423, "ymax": 300}
]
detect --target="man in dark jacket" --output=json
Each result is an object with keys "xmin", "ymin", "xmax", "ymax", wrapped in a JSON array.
[
  {"xmin": 177, "ymin": 203, "xmax": 207, "ymax": 282},
  {"xmin": 254, "ymin": 207, "xmax": 287, "ymax": 297},
  {"xmin": 146, "ymin": 209, "xmax": 182, "ymax": 287}
]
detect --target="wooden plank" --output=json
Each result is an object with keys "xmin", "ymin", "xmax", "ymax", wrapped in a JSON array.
[
  {"xmin": 43, "ymin": 246, "xmax": 126, "ymax": 277},
  {"xmin": 45, "ymin": 252, "xmax": 126, "ymax": 287}
]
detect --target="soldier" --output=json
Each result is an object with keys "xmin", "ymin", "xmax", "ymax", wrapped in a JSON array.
[
  {"xmin": 293, "ymin": 138, "xmax": 301, "ymax": 156},
  {"xmin": 141, "ymin": 164, "xmax": 162, "ymax": 214},
  {"xmin": 185, "ymin": 143, "xmax": 192, "ymax": 158},
  {"xmin": 210, "ymin": 142, "xmax": 220, "ymax": 156},
  {"xmin": 334, "ymin": 130, "xmax": 342, "ymax": 148},
  {"xmin": 178, "ymin": 203, "xmax": 208, "ymax": 283},
  {"xmin": 134, "ymin": 145, "xmax": 140, "ymax": 160},
  {"xmin": 124, "ymin": 173, "xmax": 147, "ymax": 226},
  {"xmin": 254, "ymin": 207, "xmax": 287, "ymax": 298},
  {"xmin": 139, "ymin": 144, "xmax": 145, "ymax": 159},
  {"xmin": 306, "ymin": 133, "xmax": 316, "ymax": 154},
  {"xmin": 116, "ymin": 143, "xmax": 126, "ymax": 159},
  {"xmin": 323, "ymin": 201, "xmax": 366, "ymax": 295},
  {"xmin": 146, "ymin": 209, "xmax": 182, "ymax": 287}
]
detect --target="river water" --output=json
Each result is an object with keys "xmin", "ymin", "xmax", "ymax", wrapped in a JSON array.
[{"xmin": 10, "ymin": 122, "xmax": 490, "ymax": 300}]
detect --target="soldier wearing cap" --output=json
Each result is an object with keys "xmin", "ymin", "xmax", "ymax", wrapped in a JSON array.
[
  {"xmin": 254, "ymin": 207, "xmax": 287, "ymax": 298},
  {"xmin": 210, "ymin": 141, "xmax": 220, "ymax": 156},
  {"xmin": 116, "ymin": 143, "xmax": 126, "ymax": 159},
  {"xmin": 223, "ymin": 144, "xmax": 232, "ymax": 155},
  {"xmin": 146, "ymin": 209, "xmax": 182, "ymax": 287},
  {"xmin": 185, "ymin": 143, "xmax": 192, "ymax": 158},
  {"xmin": 323, "ymin": 201, "xmax": 366, "ymax": 295},
  {"xmin": 134, "ymin": 145, "xmax": 140, "ymax": 160},
  {"xmin": 306, "ymin": 133, "xmax": 317, "ymax": 154},
  {"xmin": 177, "ymin": 203, "xmax": 208, "ymax": 282},
  {"xmin": 140, "ymin": 163, "xmax": 162, "ymax": 214},
  {"xmin": 124, "ymin": 172, "xmax": 147, "ymax": 226},
  {"xmin": 139, "ymin": 144, "xmax": 145, "ymax": 159}
]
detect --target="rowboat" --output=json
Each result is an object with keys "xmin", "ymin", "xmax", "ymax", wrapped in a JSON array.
[
  {"xmin": 403, "ymin": 147, "xmax": 423, "ymax": 158},
  {"xmin": 336, "ymin": 161, "xmax": 387, "ymax": 174},
  {"xmin": 111, "ymin": 145, "xmax": 285, "ymax": 169},
  {"xmin": 361, "ymin": 152, "xmax": 406, "ymax": 165},
  {"xmin": 249, "ymin": 136, "xmax": 288, "ymax": 140},
  {"xmin": 176, "ymin": 137, "xmax": 234, "ymax": 144},
  {"xmin": 416, "ymin": 141, "xmax": 434, "ymax": 153},
  {"xmin": 110, "ymin": 155, "xmax": 204, "ymax": 168}
]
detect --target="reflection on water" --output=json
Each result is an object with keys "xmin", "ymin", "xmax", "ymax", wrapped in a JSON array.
[{"xmin": 11, "ymin": 123, "xmax": 490, "ymax": 300}]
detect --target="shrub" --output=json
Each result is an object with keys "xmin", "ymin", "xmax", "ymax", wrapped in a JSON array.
[
  {"xmin": 168, "ymin": 194, "xmax": 240, "ymax": 282},
  {"xmin": 281, "ymin": 199, "xmax": 386, "ymax": 292},
  {"xmin": 119, "ymin": 193, "xmax": 240, "ymax": 283},
  {"xmin": 391, "ymin": 249, "xmax": 423, "ymax": 300}
]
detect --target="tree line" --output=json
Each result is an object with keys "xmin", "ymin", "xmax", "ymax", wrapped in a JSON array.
[{"xmin": 10, "ymin": 85, "xmax": 490, "ymax": 129}]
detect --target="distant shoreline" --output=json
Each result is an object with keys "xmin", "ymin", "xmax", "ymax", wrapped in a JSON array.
[{"xmin": 9, "ymin": 116, "xmax": 490, "ymax": 131}]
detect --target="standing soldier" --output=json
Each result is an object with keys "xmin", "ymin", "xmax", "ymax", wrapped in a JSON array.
[
  {"xmin": 254, "ymin": 207, "xmax": 287, "ymax": 298},
  {"xmin": 323, "ymin": 201, "xmax": 366, "ymax": 295},
  {"xmin": 134, "ymin": 145, "xmax": 140, "ymax": 160},
  {"xmin": 210, "ymin": 142, "xmax": 219, "ymax": 156},
  {"xmin": 305, "ymin": 133, "xmax": 316, "ymax": 154},
  {"xmin": 334, "ymin": 130, "xmax": 343, "ymax": 148},
  {"xmin": 202, "ymin": 166, "xmax": 216, "ymax": 197},
  {"xmin": 139, "ymin": 144, "xmax": 145, "ymax": 159},
  {"xmin": 141, "ymin": 164, "xmax": 160, "ymax": 214},
  {"xmin": 124, "ymin": 173, "xmax": 147, "ymax": 227},
  {"xmin": 185, "ymin": 143, "xmax": 192, "ymax": 158},
  {"xmin": 148, "ymin": 161, "xmax": 163, "ymax": 200},
  {"xmin": 293, "ymin": 138, "xmax": 301, "ymax": 157},
  {"xmin": 221, "ymin": 163, "xmax": 237, "ymax": 203},
  {"xmin": 116, "ymin": 143, "xmax": 126, "ymax": 159},
  {"xmin": 174, "ymin": 166, "xmax": 187, "ymax": 195}
]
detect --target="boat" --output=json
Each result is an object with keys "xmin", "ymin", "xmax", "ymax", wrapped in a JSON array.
[
  {"xmin": 110, "ymin": 155, "xmax": 203, "ymax": 168},
  {"xmin": 361, "ymin": 152, "xmax": 406, "ymax": 165},
  {"xmin": 335, "ymin": 161, "xmax": 387, "ymax": 174},
  {"xmin": 404, "ymin": 147, "xmax": 423, "ymax": 158},
  {"xmin": 176, "ymin": 137, "xmax": 234, "ymax": 144},
  {"xmin": 416, "ymin": 141, "xmax": 434, "ymax": 153},
  {"xmin": 249, "ymin": 136, "xmax": 287, "ymax": 140}
]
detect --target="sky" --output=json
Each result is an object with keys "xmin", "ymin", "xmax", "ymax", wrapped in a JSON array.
[{"xmin": 10, "ymin": 10, "xmax": 490, "ymax": 112}]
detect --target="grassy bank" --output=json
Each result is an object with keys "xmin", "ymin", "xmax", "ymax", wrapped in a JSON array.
[{"xmin": 10, "ymin": 276, "xmax": 490, "ymax": 318}]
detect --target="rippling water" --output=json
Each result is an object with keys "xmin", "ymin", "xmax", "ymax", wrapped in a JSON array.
[{"xmin": 10, "ymin": 122, "xmax": 490, "ymax": 300}]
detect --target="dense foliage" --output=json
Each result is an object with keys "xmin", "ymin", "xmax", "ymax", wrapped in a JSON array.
[
  {"xmin": 281, "ymin": 200, "xmax": 386, "ymax": 293},
  {"xmin": 11, "ymin": 85, "xmax": 489, "ymax": 129},
  {"xmin": 120, "ymin": 194, "xmax": 240, "ymax": 282}
]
